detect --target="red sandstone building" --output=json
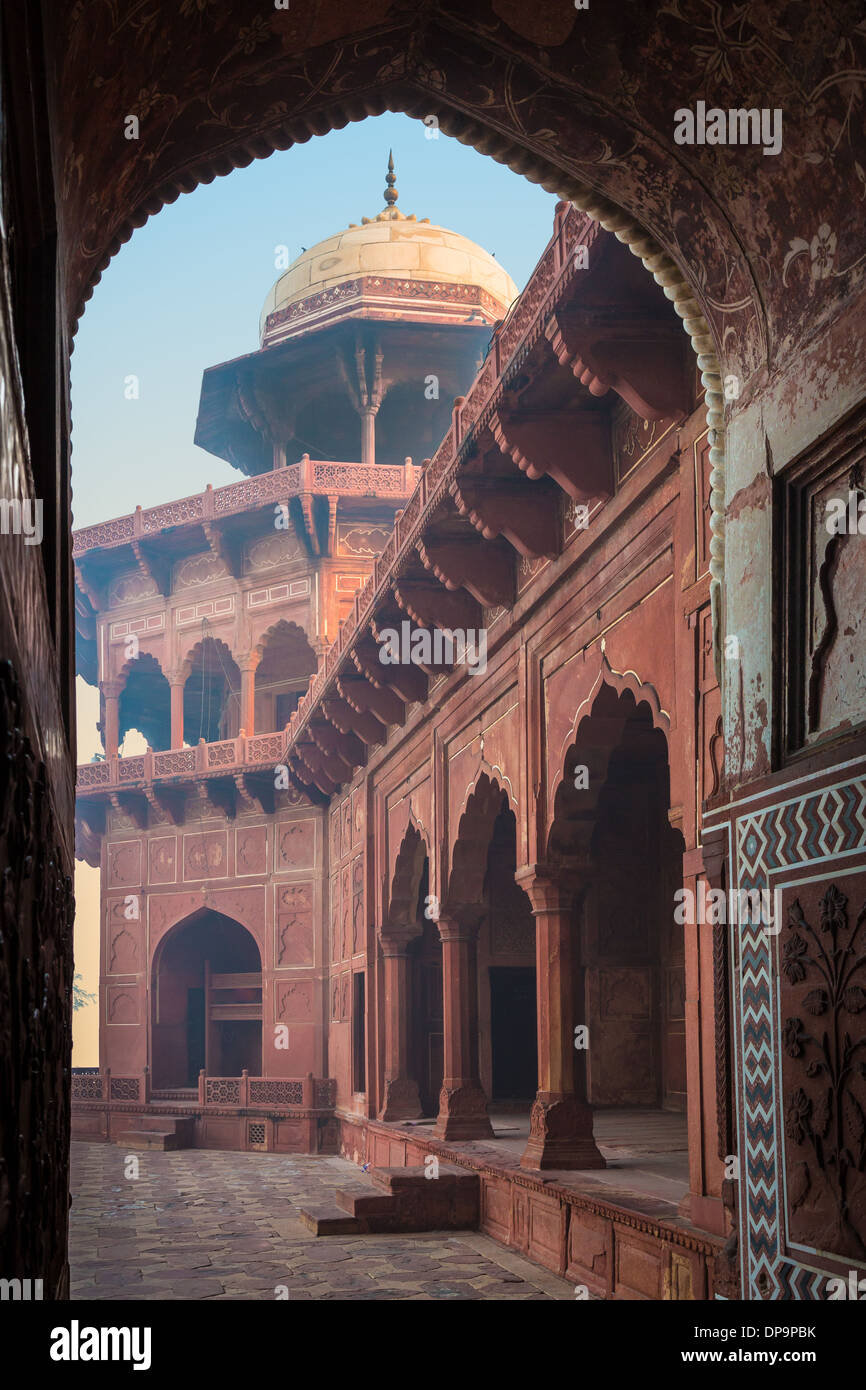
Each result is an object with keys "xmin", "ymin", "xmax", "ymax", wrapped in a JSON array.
[{"xmin": 73, "ymin": 178, "xmax": 734, "ymax": 1298}]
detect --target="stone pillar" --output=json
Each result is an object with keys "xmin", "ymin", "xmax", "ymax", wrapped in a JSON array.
[
  {"xmin": 517, "ymin": 866, "xmax": 605, "ymax": 1170},
  {"xmin": 379, "ymin": 933, "xmax": 422, "ymax": 1121},
  {"xmin": 170, "ymin": 676, "xmax": 185, "ymax": 750},
  {"xmin": 434, "ymin": 912, "xmax": 493, "ymax": 1140},
  {"xmin": 103, "ymin": 681, "xmax": 121, "ymax": 758},
  {"xmin": 239, "ymin": 654, "xmax": 259, "ymax": 736},
  {"xmin": 361, "ymin": 407, "xmax": 377, "ymax": 466}
]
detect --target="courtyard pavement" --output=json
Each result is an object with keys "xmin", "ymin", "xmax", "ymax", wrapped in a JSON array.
[{"xmin": 69, "ymin": 1142, "xmax": 573, "ymax": 1301}]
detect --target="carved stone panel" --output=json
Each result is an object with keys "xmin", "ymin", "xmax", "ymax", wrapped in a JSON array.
[
  {"xmin": 183, "ymin": 829, "xmax": 228, "ymax": 880},
  {"xmin": 107, "ymin": 839, "xmax": 142, "ymax": 888},
  {"xmin": 276, "ymin": 817, "xmax": 317, "ymax": 871},
  {"xmin": 275, "ymin": 882, "xmax": 314, "ymax": 967},
  {"xmin": 780, "ymin": 879, "xmax": 866, "ymax": 1262},
  {"xmin": 275, "ymin": 979, "xmax": 314, "ymax": 1022},
  {"xmin": 783, "ymin": 413, "xmax": 866, "ymax": 750},
  {"xmin": 236, "ymin": 824, "xmax": 267, "ymax": 876},
  {"xmin": 148, "ymin": 836, "xmax": 177, "ymax": 885}
]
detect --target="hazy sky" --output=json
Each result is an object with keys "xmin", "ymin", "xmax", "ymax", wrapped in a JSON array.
[{"xmin": 71, "ymin": 112, "xmax": 559, "ymax": 1061}]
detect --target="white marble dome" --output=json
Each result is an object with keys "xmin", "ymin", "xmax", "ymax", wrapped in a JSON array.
[{"xmin": 259, "ymin": 159, "xmax": 518, "ymax": 346}]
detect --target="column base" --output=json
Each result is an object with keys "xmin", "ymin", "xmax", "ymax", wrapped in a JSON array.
[
  {"xmin": 433, "ymin": 1081, "xmax": 494, "ymax": 1140},
  {"xmin": 520, "ymin": 1093, "xmax": 605, "ymax": 1170},
  {"xmin": 379, "ymin": 1077, "xmax": 423, "ymax": 1123}
]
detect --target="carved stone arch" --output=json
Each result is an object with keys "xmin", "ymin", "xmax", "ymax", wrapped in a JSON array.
[
  {"xmin": 178, "ymin": 634, "xmax": 239, "ymax": 685},
  {"xmin": 150, "ymin": 905, "xmax": 263, "ymax": 1089},
  {"xmin": 547, "ymin": 651, "xmax": 670, "ymax": 831},
  {"xmin": 547, "ymin": 659, "xmax": 672, "ymax": 865},
  {"xmin": 116, "ymin": 647, "xmax": 166, "ymax": 692},
  {"xmin": 446, "ymin": 770, "xmax": 512, "ymax": 917},
  {"xmin": 383, "ymin": 819, "xmax": 429, "ymax": 941},
  {"xmin": 154, "ymin": 902, "xmax": 264, "ymax": 962},
  {"xmin": 454, "ymin": 754, "xmax": 518, "ymax": 827},
  {"xmin": 252, "ymin": 617, "xmax": 317, "ymax": 668},
  {"xmin": 116, "ymin": 650, "xmax": 171, "ymax": 751}
]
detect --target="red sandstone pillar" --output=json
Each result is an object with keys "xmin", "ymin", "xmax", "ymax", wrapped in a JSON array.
[
  {"xmin": 170, "ymin": 677, "xmax": 185, "ymax": 749},
  {"xmin": 379, "ymin": 933, "xmax": 423, "ymax": 1121},
  {"xmin": 103, "ymin": 681, "xmax": 121, "ymax": 758},
  {"xmin": 434, "ymin": 913, "xmax": 493, "ymax": 1140},
  {"xmin": 239, "ymin": 654, "xmax": 258, "ymax": 736},
  {"xmin": 517, "ymin": 866, "xmax": 605, "ymax": 1170}
]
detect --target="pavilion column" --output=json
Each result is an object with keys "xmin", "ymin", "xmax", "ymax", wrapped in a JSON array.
[
  {"xmin": 378, "ymin": 932, "xmax": 422, "ymax": 1121},
  {"xmin": 361, "ymin": 407, "xmax": 377, "ymax": 465},
  {"xmin": 517, "ymin": 865, "xmax": 605, "ymax": 1170},
  {"xmin": 239, "ymin": 654, "xmax": 259, "ymax": 737},
  {"xmin": 169, "ymin": 676, "xmax": 185, "ymax": 750},
  {"xmin": 434, "ymin": 912, "xmax": 494, "ymax": 1140},
  {"xmin": 103, "ymin": 680, "xmax": 121, "ymax": 758}
]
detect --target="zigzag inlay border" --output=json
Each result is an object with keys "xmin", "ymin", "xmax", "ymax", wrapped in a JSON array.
[{"xmin": 724, "ymin": 770, "xmax": 866, "ymax": 1299}]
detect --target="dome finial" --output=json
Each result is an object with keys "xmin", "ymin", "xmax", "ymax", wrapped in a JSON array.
[{"xmin": 384, "ymin": 150, "xmax": 398, "ymax": 208}]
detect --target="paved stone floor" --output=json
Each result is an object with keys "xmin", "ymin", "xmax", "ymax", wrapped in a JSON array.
[{"xmin": 69, "ymin": 1142, "xmax": 573, "ymax": 1301}]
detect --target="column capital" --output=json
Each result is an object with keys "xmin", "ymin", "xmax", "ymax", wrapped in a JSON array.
[
  {"xmin": 237, "ymin": 651, "xmax": 261, "ymax": 673},
  {"xmin": 102, "ymin": 680, "xmax": 122, "ymax": 699},
  {"xmin": 515, "ymin": 863, "xmax": 580, "ymax": 914},
  {"xmin": 378, "ymin": 925, "xmax": 420, "ymax": 956},
  {"xmin": 436, "ymin": 908, "xmax": 483, "ymax": 942}
]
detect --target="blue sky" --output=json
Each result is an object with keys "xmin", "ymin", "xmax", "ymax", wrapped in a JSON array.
[{"xmin": 70, "ymin": 112, "xmax": 559, "ymax": 531}]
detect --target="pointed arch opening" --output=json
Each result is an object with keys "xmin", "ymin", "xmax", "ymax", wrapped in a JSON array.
[
  {"xmin": 151, "ymin": 909, "xmax": 262, "ymax": 1090},
  {"xmin": 253, "ymin": 619, "xmax": 318, "ymax": 734},
  {"xmin": 117, "ymin": 652, "xmax": 171, "ymax": 752},
  {"xmin": 546, "ymin": 681, "xmax": 689, "ymax": 1183},
  {"xmin": 181, "ymin": 636, "xmax": 241, "ymax": 745}
]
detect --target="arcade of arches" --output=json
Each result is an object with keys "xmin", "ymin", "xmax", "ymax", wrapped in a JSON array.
[{"xmin": 3, "ymin": 0, "xmax": 866, "ymax": 1305}]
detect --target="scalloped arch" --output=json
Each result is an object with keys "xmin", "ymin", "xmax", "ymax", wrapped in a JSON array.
[{"xmin": 548, "ymin": 651, "xmax": 671, "ymax": 828}]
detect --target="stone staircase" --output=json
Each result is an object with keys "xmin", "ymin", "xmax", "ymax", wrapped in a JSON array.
[
  {"xmin": 299, "ymin": 1164, "xmax": 480, "ymax": 1236},
  {"xmin": 112, "ymin": 1114, "xmax": 195, "ymax": 1151}
]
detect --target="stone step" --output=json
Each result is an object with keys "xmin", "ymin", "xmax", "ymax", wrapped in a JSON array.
[
  {"xmin": 113, "ymin": 1115, "xmax": 195, "ymax": 1150},
  {"xmin": 120, "ymin": 1113, "xmax": 196, "ymax": 1135},
  {"xmin": 371, "ymin": 1164, "xmax": 477, "ymax": 1194},
  {"xmin": 113, "ymin": 1128, "xmax": 184, "ymax": 1151},
  {"xmin": 334, "ymin": 1186, "xmax": 397, "ymax": 1218},
  {"xmin": 297, "ymin": 1203, "xmax": 362, "ymax": 1237},
  {"xmin": 321, "ymin": 1164, "xmax": 480, "ymax": 1235}
]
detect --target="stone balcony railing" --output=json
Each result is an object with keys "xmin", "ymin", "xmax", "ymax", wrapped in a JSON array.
[
  {"xmin": 72, "ymin": 454, "xmax": 420, "ymax": 557},
  {"xmin": 76, "ymin": 731, "xmax": 288, "ymax": 793},
  {"xmin": 71, "ymin": 1068, "xmax": 337, "ymax": 1111}
]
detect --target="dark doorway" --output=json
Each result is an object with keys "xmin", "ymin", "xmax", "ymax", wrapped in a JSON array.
[
  {"xmin": 490, "ymin": 967, "xmax": 537, "ymax": 1101},
  {"xmin": 186, "ymin": 987, "xmax": 205, "ymax": 1085},
  {"xmin": 352, "ymin": 972, "xmax": 366, "ymax": 1094}
]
